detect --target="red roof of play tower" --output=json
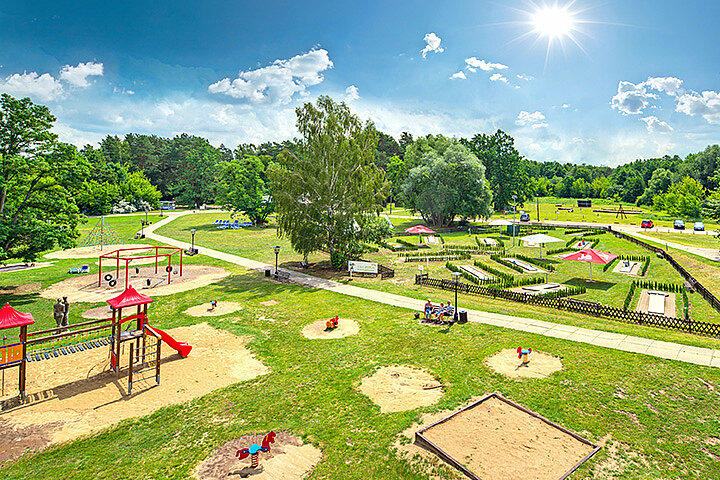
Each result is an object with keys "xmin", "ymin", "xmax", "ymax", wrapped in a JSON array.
[
  {"xmin": 107, "ymin": 285, "xmax": 154, "ymax": 309},
  {"xmin": 0, "ymin": 302, "xmax": 35, "ymax": 330}
]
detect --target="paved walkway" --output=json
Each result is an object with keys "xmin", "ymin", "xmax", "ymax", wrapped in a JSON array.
[{"xmin": 146, "ymin": 212, "xmax": 720, "ymax": 368}]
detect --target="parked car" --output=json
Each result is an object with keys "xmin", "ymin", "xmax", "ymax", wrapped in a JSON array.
[
  {"xmin": 641, "ymin": 219, "xmax": 654, "ymax": 229},
  {"xmin": 520, "ymin": 213, "xmax": 530, "ymax": 222},
  {"xmin": 694, "ymin": 222, "xmax": 705, "ymax": 231},
  {"xmin": 674, "ymin": 220, "xmax": 685, "ymax": 230}
]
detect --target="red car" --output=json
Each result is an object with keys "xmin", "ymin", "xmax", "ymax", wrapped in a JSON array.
[{"xmin": 641, "ymin": 219, "xmax": 654, "ymax": 229}]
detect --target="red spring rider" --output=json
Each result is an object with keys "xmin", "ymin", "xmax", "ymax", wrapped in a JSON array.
[
  {"xmin": 236, "ymin": 431, "xmax": 276, "ymax": 469},
  {"xmin": 517, "ymin": 347, "xmax": 532, "ymax": 365},
  {"xmin": 325, "ymin": 316, "xmax": 339, "ymax": 330}
]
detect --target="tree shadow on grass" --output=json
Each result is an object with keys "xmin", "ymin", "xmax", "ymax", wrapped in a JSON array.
[{"xmin": 565, "ymin": 277, "xmax": 616, "ymax": 291}]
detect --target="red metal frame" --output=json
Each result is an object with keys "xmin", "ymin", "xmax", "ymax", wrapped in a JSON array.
[{"xmin": 98, "ymin": 246, "xmax": 183, "ymax": 289}]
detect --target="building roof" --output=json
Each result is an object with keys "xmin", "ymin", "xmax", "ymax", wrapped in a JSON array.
[
  {"xmin": 0, "ymin": 302, "xmax": 35, "ymax": 330},
  {"xmin": 107, "ymin": 285, "xmax": 154, "ymax": 309}
]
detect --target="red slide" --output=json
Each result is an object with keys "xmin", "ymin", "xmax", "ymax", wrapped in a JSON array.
[{"xmin": 148, "ymin": 325, "xmax": 192, "ymax": 358}]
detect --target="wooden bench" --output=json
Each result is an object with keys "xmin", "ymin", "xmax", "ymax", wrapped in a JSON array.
[{"xmin": 273, "ymin": 270, "xmax": 290, "ymax": 281}]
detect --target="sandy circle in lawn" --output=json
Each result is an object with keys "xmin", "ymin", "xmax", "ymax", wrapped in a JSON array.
[
  {"xmin": 184, "ymin": 301, "xmax": 243, "ymax": 317},
  {"xmin": 357, "ymin": 365, "xmax": 443, "ymax": 413},
  {"xmin": 39, "ymin": 265, "xmax": 230, "ymax": 303},
  {"xmin": 261, "ymin": 300, "xmax": 279, "ymax": 306},
  {"xmin": 301, "ymin": 318, "xmax": 359, "ymax": 339},
  {"xmin": 485, "ymin": 348, "xmax": 563, "ymax": 379},
  {"xmin": 81, "ymin": 306, "xmax": 115, "ymax": 319},
  {"xmin": 44, "ymin": 244, "xmax": 148, "ymax": 260},
  {"xmin": 193, "ymin": 432, "xmax": 322, "ymax": 480}
]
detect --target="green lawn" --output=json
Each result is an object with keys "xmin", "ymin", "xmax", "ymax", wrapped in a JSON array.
[
  {"xmin": 638, "ymin": 230, "xmax": 720, "ymax": 249},
  {"xmin": 1, "ymin": 269, "xmax": 720, "ymax": 479}
]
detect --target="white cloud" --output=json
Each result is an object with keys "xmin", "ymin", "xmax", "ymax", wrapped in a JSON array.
[
  {"xmin": 0, "ymin": 72, "xmax": 64, "ymax": 102},
  {"xmin": 515, "ymin": 110, "xmax": 547, "ymax": 128},
  {"xmin": 641, "ymin": 116, "xmax": 674, "ymax": 133},
  {"xmin": 421, "ymin": 33, "xmax": 444, "ymax": 58},
  {"xmin": 208, "ymin": 48, "xmax": 333, "ymax": 104},
  {"xmin": 113, "ymin": 87, "xmax": 135, "ymax": 95},
  {"xmin": 645, "ymin": 76, "xmax": 684, "ymax": 96},
  {"xmin": 610, "ymin": 80, "xmax": 656, "ymax": 115},
  {"xmin": 562, "ymin": 104, "xmax": 570, "ymax": 109},
  {"xmin": 59, "ymin": 61, "xmax": 104, "ymax": 87},
  {"xmin": 516, "ymin": 74, "xmax": 533, "ymax": 81},
  {"xmin": 450, "ymin": 71, "xmax": 467, "ymax": 80},
  {"xmin": 464, "ymin": 57, "xmax": 508, "ymax": 71},
  {"xmin": 344, "ymin": 85, "xmax": 359, "ymax": 102},
  {"xmin": 489, "ymin": 73, "xmax": 508, "ymax": 83},
  {"xmin": 675, "ymin": 90, "xmax": 720, "ymax": 124}
]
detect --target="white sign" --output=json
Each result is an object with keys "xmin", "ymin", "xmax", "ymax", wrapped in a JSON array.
[{"xmin": 348, "ymin": 261, "xmax": 378, "ymax": 274}]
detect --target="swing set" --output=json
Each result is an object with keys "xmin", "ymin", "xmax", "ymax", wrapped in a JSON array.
[{"xmin": 98, "ymin": 246, "xmax": 183, "ymax": 289}]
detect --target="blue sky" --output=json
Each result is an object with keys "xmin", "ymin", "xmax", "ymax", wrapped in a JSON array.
[{"xmin": 2, "ymin": 0, "xmax": 719, "ymax": 165}]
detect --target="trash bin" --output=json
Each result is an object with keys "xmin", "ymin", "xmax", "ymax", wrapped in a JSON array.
[
  {"xmin": 458, "ymin": 311, "xmax": 468, "ymax": 323},
  {"xmin": 265, "ymin": 268, "xmax": 271, "ymax": 277}
]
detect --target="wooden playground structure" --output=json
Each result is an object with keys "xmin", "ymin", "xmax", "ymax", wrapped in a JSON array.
[
  {"xmin": 0, "ymin": 286, "xmax": 191, "ymax": 403},
  {"xmin": 98, "ymin": 246, "xmax": 184, "ymax": 290}
]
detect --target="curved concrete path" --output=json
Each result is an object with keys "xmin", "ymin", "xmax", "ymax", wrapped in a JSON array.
[{"xmin": 145, "ymin": 212, "xmax": 720, "ymax": 368}]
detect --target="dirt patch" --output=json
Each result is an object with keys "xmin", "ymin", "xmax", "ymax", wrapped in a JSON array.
[
  {"xmin": 44, "ymin": 244, "xmax": 148, "ymax": 260},
  {"xmin": 184, "ymin": 302, "xmax": 243, "ymax": 317},
  {"xmin": 612, "ymin": 260, "xmax": 642, "ymax": 276},
  {"xmin": 357, "ymin": 365, "xmax": 443, "ymax": 413},
  {"xmin": 40, "ymin": 265, "xmax": 230, "ymax": 303},
  {"xmin": 508, "ymin": 283, "xmax": 568, "ymax": 296},
  {"xmin": 193, "ymin": 432, "xmax": 322, "ymax": 480},
  {"xmin": 635, "ymin": 289, "xmax": 676, "ymax": 317},
  {"xmin": 301, "ymin": 318, "xmax": 359, "ymax": 339},
  {"xmin": 0, "ymin": 282, "xmax": 42, "ymax": 296},
  {"xmin": 419, "ymin": 395, "xmax": 595, "ymax": 480},
  {"xmin": 485, "ymin": 349, "xmax": 563, "ymax": 379},
  {"xmin": 81, "ymin": 306, "xmax": 114, "ymax": 319},
  {"xmin": 0, "ymin": 323, "xmax": 268, "ymax": 461},
  {"xmin": 260, "ymin": 300, "xmax": 279, "ymax": 306}
]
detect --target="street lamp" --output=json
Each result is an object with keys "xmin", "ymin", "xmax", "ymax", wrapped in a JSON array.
[
  {"xmin": 190, "ymin": 229, "xmax": 197, "ymax": 255},
  {"xmin": 273, "ymin": 245, "xmax": 281, "ymax": 276},
  {"xmin": 451, "ymin": 271, "xmax": 461, "ymax": 322},
  {"xmin": 512, "ymin": 194, "xmax": 518, "ymax": 247},
  {"xmin": 140, "ymin": 219, "xmax": 145, "ymax": 239}
]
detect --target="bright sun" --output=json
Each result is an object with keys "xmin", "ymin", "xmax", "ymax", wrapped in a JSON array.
[{"xmin": 532, "ymin": 6, "xmax": 575, "ymax": 39}]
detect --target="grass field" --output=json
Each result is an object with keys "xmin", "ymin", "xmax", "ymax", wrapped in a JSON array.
[
  {"xmin": 638, "ymin": 230, "xmax": 720, "ymax": 249},
  {"xmin": 155, "ymin": 213, "xmax": 720, "ymax": 349},
  {"xmin": 2, "ymin": 264, "xmax": 720, "ymax": 479}
]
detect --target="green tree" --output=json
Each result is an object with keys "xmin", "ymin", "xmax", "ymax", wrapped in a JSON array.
[
  {"xmin": 702, "ymin": 191, "xmax": 720, "ymax": 221},
  {"xmin": 401, "ymin": 142, "xmax": 493, "ymax": 226},
  {"xmin": 269, "ymin": 96, "xmax": 387, "ymax": 267},
  {"xmin": 167, "ymin": 134, "xmax": 220, "ymax": 208},
  {"xmin": 653, "ymin": 176, "xmax": 706, "ymax": 217},
  {"xmin": 461, "ymin": 130, "xmax": 528, "ymax": 211},
  {"xmin": 217, "ymin": 155, "xmax": 274, "ymax": 225},
  {"xmin": 385, "ymin": 155, "xmax": 407, "ymax": 202},
  {"xmin": 0, "ymin": 94, "xmax": 89, "ymax": 261},
  {"xmin": 636, "ymin": 168, "xmax": 673, "ymax": 206}
]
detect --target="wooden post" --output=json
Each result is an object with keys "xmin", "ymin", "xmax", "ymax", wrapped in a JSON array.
[
  {"xmin": 128, "ymin": 342, "xmax": 134, "ymax": 396},
  {"xmin": 19, "ymin": 325, "xmax": 27, "ymax": 401}
]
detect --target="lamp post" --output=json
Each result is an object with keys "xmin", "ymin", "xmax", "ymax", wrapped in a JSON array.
[
  {"xmin": 451, "ymin": 271, "xmax": 461, "ymax": 322},
  {"xmin": 512, "ymin": 194, "xmax": 518, "ymax": 247},
  {"xmin": 140, "ymin": 219, "xmax": 145, "ymax": 239},
  {"xmin": 273, "ymin": 245, "xmax": 281, "ymax": 276},
  {"xmin": 190, "ymin": 229, "xmax": 196, "ymax": 255}
]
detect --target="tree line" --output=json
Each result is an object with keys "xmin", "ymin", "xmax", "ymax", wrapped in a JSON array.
[{"xmin": 2, "ymin": 91, "xmax": 720, "ymax": 263}]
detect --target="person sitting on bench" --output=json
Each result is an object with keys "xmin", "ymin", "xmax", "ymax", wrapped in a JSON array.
[
  {"xmin": 435, "ymin": 301, "xmax": 452, "ymax": 323},
  {"xmin": 424, "ymin": 299, "xmax": 433, "ymax": 320}
]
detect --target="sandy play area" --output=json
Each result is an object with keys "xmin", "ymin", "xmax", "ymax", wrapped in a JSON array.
[
  {"xmin": 485, "ymin": 349, "xmax": 563, "ymax": 379},
  {"xmin": 44, "ymin": 244, "xmax": 148, "ymax": 260},
  {"xmin": 415, "ymin": 395, "xmax": 597, "ymax": 480},
  {"xmin": 357, "ymin": 365, "xmax": 443, "ymax": 413},
  {"xmin": 40, "ymin": 265, "xmax": 230, "ymax": 303},
  {"xmin": 301, "ymin": 318, "xmax": 359, "ymax": 339},
  {"xmin": 193, "ymin": 432, "xmax": 322, "ymax": 480},
  {"xmin": 81, "ymin": 306, "xmax": 115, "ymax": 319},
  {"xmin": 636, "ymin": 289, "xmax": 676, "ymax": 317},
  {"xmin": 184, "ymin": 301, "xmax": 244, "ymax": 317},
  {"xmin": 0, "ymin": 323, "xmax": 269, "ymax": 463}
]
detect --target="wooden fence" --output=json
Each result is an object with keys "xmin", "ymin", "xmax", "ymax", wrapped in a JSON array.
[{"xmin": 415, "ymin": 274, "xmax": 720, "ymax": 337}]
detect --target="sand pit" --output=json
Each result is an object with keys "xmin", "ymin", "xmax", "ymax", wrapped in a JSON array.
[
  {"xmin": 81, "ymin": 306, "xmax": 115, "ymax": 319},
  {"xmin": 636, "ymin": 289, "xmax": 676, "ymax": 317},
  {"xmin": 260, "ymin": 300, "xmax": 279, "ymax": 306},
  {"xmin": 508, "ymin": 283, "xmax": 566, "ymax": 296},
  {"xmin": 40, "ymin": 265, "xmax": 231, "ymax": 303},
  {"xmin": 485, "ymin": 349, "xmax": 563, "ymax": 379},
  {"xmin": 44, "ymin": 244, "xmax": 148, "ymax": 260},
  {"xmin": 0, "ymin": 262, "xmax": 53, "ymax": 273},
  {"xmin": 301, "ymin": 318, "xmax": 359, "ymax": 339},
  {"xmin": 613, "ymin": 260, "xmax": 642, "ymax": 276},
  {"xmin": 413, "ymin": 394, "xmax": 598, "ymax": 480},
  {"xmin": 193, "ymin": 432, "xmax": 322, "ymax": 480},
  {"xmin": 357, "ymin": 365, "xmax": 443, "ymax": 413},
  {"xmin": 0, "ymin": 323, "xmax": 269, "ymax": 462},
  {"xmin": 185, "ymin": 302, "xmax": 244, "ymax": 317}
]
